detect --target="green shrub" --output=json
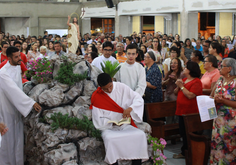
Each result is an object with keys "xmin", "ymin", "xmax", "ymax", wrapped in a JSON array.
[
  {"xmin": 46, "ymin": 112, "xmax": 102, "ymax": 140},
  {"xmin": 101, "ymin": 60, "xmax": 120, "ymax": 78},
  {"xmin": 54, "ymin": 57, "xmax": 88, "ymax": 86}
]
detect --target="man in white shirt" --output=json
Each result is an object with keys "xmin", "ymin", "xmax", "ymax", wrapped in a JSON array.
[
  {"xmin": 87, "ymin": 34, "xmax": 97, "ymax": 45},
  {"xmin": 91, "ymin": 73, "xmax": 148, "ymax": 165},
  {"xmin": 115, "ymin": 44, "xmax": 146, "ymax": 96},
  {"xmin": 91, "ymin": 41, "xmax": 117, "ymax": 71},
  {"xmin": 0, "ymin": 46, "xmax": 41, "ymax": 165}
]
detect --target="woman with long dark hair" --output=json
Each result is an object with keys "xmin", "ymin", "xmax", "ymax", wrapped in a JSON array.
[
  {"xmin": 220, "ymin": 39, "xmax": 229, "ymax": 59},
  {"xmin": 148, "ymin": 37, "xmax": 162, "ymax": 63},
  {"xmin": 21, "ymin": 41, "xmax": 29, "ymax": 55},
  {"xmin": 163, "ymin": 57, "xmax": 183, "ymax": 101},
  {"xmin": 209, "ymin": 42, "xmax": 222, "ymax": 68},
  {"xmin": 139, "ymin": 35, "xmax": 146, "ymax": 47},
  {"xmin": 47, "ymin": 41, "xmax": 55, "ymax": 57},
  {"xmin": 182, "ymin": 38, "xmax": 194, "ymax": 61}
]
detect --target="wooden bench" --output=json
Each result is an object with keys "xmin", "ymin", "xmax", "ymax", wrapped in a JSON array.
[
  {"xmin": 183, "ymin": 113, "xmax": 213, "ymax": 165},
  {"xmin": 145, "ymin": 101, "xmax": 179, "ymax": 144}
]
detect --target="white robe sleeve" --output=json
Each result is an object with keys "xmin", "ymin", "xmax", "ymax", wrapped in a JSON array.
[
  {"xmin": 121, "ymin": 83, "xmax": 144, "ymax": 123},
  {"xmin": 0, "ymin": 73, "xmax": 36, "ymax": 117},
  {"xmin": 135, "ymin": 66, "xmax": 146, "ymax": 96},
  {"xmin": 0, "ymin": 134, "xmax": 1, "ymax": 148},
  {"xmin": 92, "ymin": 106, "xmax": 113, "ymax": 131}
]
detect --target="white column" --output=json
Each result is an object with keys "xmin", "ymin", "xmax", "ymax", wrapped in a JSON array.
[
  {"xmin": 81, "ymin": 18, "xmax": 91, "ymax": 35},
  {"xmin": 172, "ymin": 13, "xmax": 178, "ymax": 36},
  {"xmin": 119, "ymin": 16, "xmax": 132, "ymax": 36},
  {"xmin": 180, "ymin": 0, "xmax": 188, "ymax": 40},
  {"xmin": 215, "ymin": 12, "xmax": 219, "ymax": 36},
  {"xmin": 115, "ymin": 9, "xmax": 120, "ymax": 36},
  {"xmin": 188, "ymin": 12, "xmax": 198, "ymax": 39}
]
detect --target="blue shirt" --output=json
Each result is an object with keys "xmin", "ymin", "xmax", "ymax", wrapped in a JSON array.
[{"xmin": 194, "ymin": 46, "xmax": 203, "ymax": 52}]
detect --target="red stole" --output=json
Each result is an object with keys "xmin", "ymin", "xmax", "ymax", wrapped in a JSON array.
[{"xmin": 90, "ymin": 87, "xmax": 137, "ymax": 128}]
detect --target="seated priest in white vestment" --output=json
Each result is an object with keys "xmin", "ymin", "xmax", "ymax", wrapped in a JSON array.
[
  {"xmin": 114, "ymin": 44, "xmax": 146, "ymax": 96},
  {"xmin": 90, "ymin": 73, "xmax": 148, "ymax": 165},
  {"xmin": 91, "ymin": 41, "xmax": 117, "ymax": 71},
  {"xmin": 0, "ymin": 46, "xmax": 41, "ymax": 165}
]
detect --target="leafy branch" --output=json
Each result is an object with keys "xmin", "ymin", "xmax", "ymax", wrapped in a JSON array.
[
  {"xmin": 101, "ymin": 61, "xmax": 121, "ymax": 78},
  {"xmin": 54, "ymin": 60, "xmax": 88, "ymax": 86},
  {"xmin": 46, "ymin": 112, "xmax": 102, "ymax": 140}
]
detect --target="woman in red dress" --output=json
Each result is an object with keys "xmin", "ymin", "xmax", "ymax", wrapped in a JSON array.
[{"xmin": 173, "ymin": 61, "xmax": 203, "ymax": 159}]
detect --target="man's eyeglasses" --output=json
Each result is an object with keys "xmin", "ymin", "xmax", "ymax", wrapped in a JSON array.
[
  {"xmin": 203, "ymin": 45, "xmax": 208, "ymax": 47},
  {"xmin": 203, "ymin": 60, "xmax": 209, "ymax": 63}
]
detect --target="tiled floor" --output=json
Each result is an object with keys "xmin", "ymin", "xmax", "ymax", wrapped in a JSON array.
[{"xmin": 163, "ymin": 141, "xmax": 186, "ymax": 165}]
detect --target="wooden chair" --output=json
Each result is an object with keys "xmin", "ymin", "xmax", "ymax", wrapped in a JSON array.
[
  {"xmin": 183, "ymin": 113, "xmax": 213, "ymax": 165},
  {"xmin": 145, "ymin": 101, "xmax": 179, "ymax": 143}
]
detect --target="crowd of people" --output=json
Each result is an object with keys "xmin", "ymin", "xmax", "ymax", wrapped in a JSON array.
[{"xmin": 0, "ymin": 28, "xmax": 236, "ymax": 165}]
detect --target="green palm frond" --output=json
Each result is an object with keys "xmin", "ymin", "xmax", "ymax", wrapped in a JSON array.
[{"xmin": 101, "ymin": 61, "xmax": 121, "ymax": 78}]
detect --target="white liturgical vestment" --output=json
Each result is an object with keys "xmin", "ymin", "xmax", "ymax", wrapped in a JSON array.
[
  {"xmin": 91, "ymin": 55, "xmax": 117, "ymax": 71},
  {"xmin": 0, "ymin": 61, "xmax": 35, "ymax": 165},
  {"xmin": 92, "ymin": 82, "xmax": 148, "ymax": 164},
  {"xmin": 114, "ymin": 62, "xmax": 146, "ymax": 96}
]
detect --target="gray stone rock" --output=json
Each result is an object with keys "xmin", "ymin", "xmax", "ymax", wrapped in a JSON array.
[
  {"xmin": 72, "ymin": 105, "xmax": 92, "ymax": 120},
  {"xmin": 73, "ymin": 96, "xmax": 91, "ymax": 107},
  {"xmin": 31, "ymin": 77, "xmax": 39, "ymax": 85},
  {"xmin": 51, "ymin": 83, "xmax": 69, "ymax": 92},
  {"xmin": 135, "ymin": 122, "xmax": 152, "ymax": 134},
  {"xmin": 39, "ymin": 88, "xmax": 65, "ymax": 107},
  {"xmin": 67, "ymin": 53, "xmax": 84, "ymax": 63},
  {"xmin": 52, "ymin": 58, "xmax": 63, "ymax": 78},
  {"xmin": 83, "ymin": 162, "xmax": 107, "ymax": 165},
  {"xmin": 43, "ymin": 106, "xmax": 73, "ymax": 123},
  {"xmin": 90, "ymin": 65, "xmax": 102, "ymax": 84},
  {"xmin": 28, "ymin": 83, "xmax": 49, "ymax": 102},
  {"xmin": 66, "ymin": 130, "xmax": 87, "ymax": 140},
  {"xmin": 63, "ymin": 82, "xmax": 83, "ymax": 104},
  {"xmin": 73, "ymin": 61, "xmax": 88, "ymax": 75},
  {"xmin": 82, "ymin": 80, "xmax": 97, "ymax": 97},
  {"xmin": 44, "ymin": 143, "xmax": 78, "ymax": 165},
  {"xmin": 23, "ymin": 81, "xmax": 35, "ymax": 95},
  {"xmin": 78, "ymin": 137, "xmax": 105, "ymax": 164},
  {"xmin": 62, "ymin": 160, "xmax": 78, "ymax": 165},
  {"xmin": 42, "ymin": 128, "xmax": 68, "ymax": 149}
]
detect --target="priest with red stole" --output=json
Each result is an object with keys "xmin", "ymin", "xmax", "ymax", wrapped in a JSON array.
[{"xmin": 90, "ymin": 73, "xmax": 148, "ymax": 165}]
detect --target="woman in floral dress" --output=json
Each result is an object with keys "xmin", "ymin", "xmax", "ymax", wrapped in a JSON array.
[{"xmin": 210, "ymin": 58, "xmax": 236, "ymax": 165}]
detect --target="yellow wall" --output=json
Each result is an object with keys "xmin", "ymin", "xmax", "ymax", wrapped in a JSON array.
[
  {"xmin": 155, "ymin": 16, "xmax": 164, "ymax": 33},
  {"xmin": 219, "ymin": 13, "xmax": 232, "ymax": 37},
  {"xmin": 178, "ymin": 14, "xmax": 181, "ymax": 36},
  {"xmin": 132, "ymin": 16, "xmax": 140, "ymax": 34}
]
